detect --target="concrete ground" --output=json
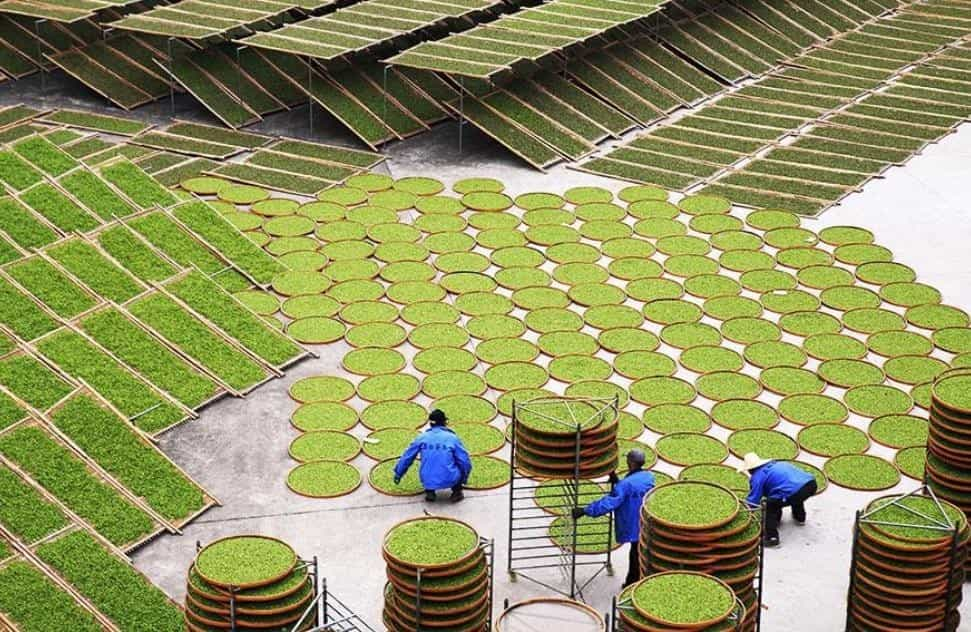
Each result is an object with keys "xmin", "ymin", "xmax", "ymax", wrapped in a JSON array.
[{"xmin": 4, "ymin": 73, "xmax": 971, "ymax": 630}]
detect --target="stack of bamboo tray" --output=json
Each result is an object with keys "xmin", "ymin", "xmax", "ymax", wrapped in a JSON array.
[
  {"xmin": 186, "ymin": 535, "xmax": 314, "ymax": 630},
  {"xmin": 928, "ymin": 371, "xmax": 971, "ymax": 562},
  {"xmin": 847, "ymin": 492, "xmax": 969, "ymax": 631},
  {"xmin": 383, "ymin": 516, "xmax": 490, "ymax": 632},
  {"xmin": 639, "ymin": 482, "xmax": 759, "ymax": 631},
  {"xmin": 616, "ymin": 571, "xmax": 746, "ymax": 631},
  {"xmin": 512, "ymin": 397, "xmax": 618, "ymax": 478}
]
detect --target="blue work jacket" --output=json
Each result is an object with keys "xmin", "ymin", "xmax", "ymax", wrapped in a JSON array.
[
  {"xmin": 584, "ymin": 470, "xmax": 655, "ymax": 543},
  {"xmin": 746, "ymin": 461, "xmax": 814, "ymax": 507},
  {"xmin": 394, "ymin": 426, "xmax": 472, "ymax": 491}
]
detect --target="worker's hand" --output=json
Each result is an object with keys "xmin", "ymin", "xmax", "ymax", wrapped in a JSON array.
[
  {"xmin": 393, "ymin": 475, "xmax": 401, "ymax": 485},
  {"xmin": 608, "ymin": 471, "xmax": 619, "ymax": 485},
  {"xmin": 571, "ymin": 507, "xmax": 586, "ymax": 520}
]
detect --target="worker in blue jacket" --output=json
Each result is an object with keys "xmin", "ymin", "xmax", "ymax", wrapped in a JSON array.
[
  {"xmin": 393, "ymin": 409, "xmax": 472, "ymax": 503},
  {"xmin": 572, "ymin": 449, "xmax": 654, "ymax": 587},
  {"xmin": 742, "ymin": 452, "xmax": 817, "ymax": 547}
]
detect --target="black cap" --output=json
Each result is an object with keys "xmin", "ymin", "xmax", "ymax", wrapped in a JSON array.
[{"xmin": 429, "ymin": 409, "xmax": 447, "ymax": 425}]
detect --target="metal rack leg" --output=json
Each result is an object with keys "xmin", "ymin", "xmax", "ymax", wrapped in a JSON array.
[
  {"xmin": 457, "ymin": 77, "xmax": 464, "ymax": 154},
  {"xmin": 415, "ymin": 567, "xmax": 424, "ymax": 632},
  {"xmin": 755, "ymin": 502, "xmax": 766, "ymax": 632},
  {"xmin": 167, "ymin": 38, "xmax": 175, "ymax": 115},
  {"xmin": 229, "ymin": 589, "xmax": 237, "ymax": 632},
  {"xmin": 569, "ymin": 423, "xmax": 582, "ymax": 599},
  {"xmin": 844, "ymin": 510, "xmax": 861, "ymax": 631},
  {"xmin": 316, "ymin": 556, "xmax": 323, "ymax": 627},
  {"xmin": 307, "ymin": 57, "xmax": 313, "ymax": 133},
  {"xmin": 507, "ymin": 408, "xmax": 517, "ymax": 580},
  {"xmin": 35, "ymin": 20, "xmax": 46, "ymax": 93},
  {"xmin": 236, "ymin": 46, "xmax": 247, "ymax": 117},
  {"xmin": 382, "ymin": 65, "xmax": 389, "ymax": 123}
]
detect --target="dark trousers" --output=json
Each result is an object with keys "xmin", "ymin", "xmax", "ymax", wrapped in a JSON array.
[
  {"xmin": 624, "ymin": 542, "xmax": 639, "ymax": 587},
  {"xmin": 765, "ymin": 480, "xmax": 817, "ymax": 538},
  {"xmin": 424, "ymin": 484, "xmax": 463, "ymax": 497}
]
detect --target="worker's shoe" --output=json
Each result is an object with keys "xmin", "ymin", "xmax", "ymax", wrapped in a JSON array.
[
  {"xmin": 794, "ymin": 518, "xmax": 806, "ymax": 526},
  {"xmin": 451, "ymin": 489, "xmax": 464, "ymax": 503},
  {"xmin": 764, "ymin": 535, "xmax": 780, "ymax": 547},
  {"xmin": 424, "ymin": 491, "xmax": 437, "ymax": 502}
]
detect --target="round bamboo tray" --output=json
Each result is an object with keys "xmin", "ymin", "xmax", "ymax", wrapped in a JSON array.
[
  {"xmin": 186, "ymin": 578, "xmax": 312, "ymax": 617},
  {"xmin": 514, "ymin": 431, "xmax": 617, "ymax": 458},
  {"xmin": 631, "ymin": 572, "xmax": 735, "ymax": 626},
  {"xmin": 616, "ymin": 579, "xmax": 744, "ymax": 632},
  {"xmin": 516, "ymin": 445, "xmax": 618, "ymax": 479},
  {"xmin": 642, "ymin": 482, "xmax": 740, "ymax": 532},
  {"xmin": 385, "ymin": 548, "xmax": 485, "ymax": 579},
  {"xmin": 185, "ymin": 598, "xmax": 306, "ymax": 629},
  {"xmin": 384, "ymin": 607, "xmax": 489, "ymax": 632},
  {"xmin": 511, "ymin": 396, "xmax": 619, "ymax": 480},
  {"xmin": 389, "ymin": 569, "xmax": 488, "ymax": 602},
  {"xmin": 853, "ymin": 589, "xmax": 946, "ymax": 620},
  {"xmin": 187, "ymin": 566, "xmax": 310, "ymax": 604},
  {"xmin": 855, "ymin": 546, "xmax": 950, "ymax": 577},
  {"xmin": 645, "ymin": 509, "xmax": 754, "ymax": 543},
  {"xmin": 514, "ymin": 414, "xmax": 619, "ymax": 444},
  {"xmin": 383, "ymin": 516, "xmax": 480, "ymax": 571},
  {"xmin": 387, "ymin": 586, "xmax": 490, "ymax": 628},
  {"xmin": 494, "ymin": 598, "xmax": 604, "ymax": 632},
  {"xmin": 386, "ymin": 581, "xmax": 490, "ymax": 622},
  {"xmin": 194, "ymin": 535, "xmax": 298, "ymax": 590}
]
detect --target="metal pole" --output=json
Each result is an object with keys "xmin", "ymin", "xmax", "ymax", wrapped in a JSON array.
[
  {"xmin": 229, "ymin": 589, "xmax": 237, "ymax": 632},
  {"xmin": 35, "ymin": 20, "xmax": 46, "ymax": 93},
  {"xmin": 570, "ymin": 421, "xmax": 581, "ymax": 599},
  {"xmin": 308, "ymin": 57, "xmax": 313, "ymax": 133},
  {"xmin": 382, "ymin": 64, "xmax": 389, "ymax": 123},
  {"xmin": 844, "ymin": 510, "xmax": 861, "ymax": 630},
  {"xmin": 168, "ymin": 38, "xmax": 175, "ymax": 115},
  {"xmin": 605, "ymin": 396, "xmax": 617, "ymax": 575},
  {"xmin": 507, "ymin": 404, "xmax": 517, "ymax": 578},
  {"xmin": 458, "ymin": 76, "xmax": 464, "ymax": 154},
  {"xmin": 415, "ymin": 567, "xmax": 423, "ymax": 632},
  {"xmin": 943, "ymin": 524, "xmax": 962, "ymax": 622},
  {"xmin": 487, "ymin": 539, "xmax": 495, "ymax": 630},
  {"xmin": 643, "ymin": 515, "xmax": 653, "ymax": 575},
  {"xmin": 236, "ymin": 46, "xmax": 246, "ymax": 113},
  {"xmin": 755, "ymin": 502, "xmax": 766, "ymax": 632},
  {"xmin": 316, "ymin": 557, "xmax": 324, "ymax": 626}
]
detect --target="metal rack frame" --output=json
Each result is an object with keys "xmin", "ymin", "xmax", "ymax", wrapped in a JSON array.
[
  {"xmin": 844, "ymin": 485, "xmax": 965, "ymax": 631},
  {"xmin": 300, "ymin": 574, "xmax": 378, "ymax": 632},
  {"xmin": 506, "ymin": 397, "xmax": 617, "ymax": 601}
]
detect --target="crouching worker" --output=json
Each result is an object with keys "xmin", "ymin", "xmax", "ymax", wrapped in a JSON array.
[
  {"xmin": 571, "ymin": 449, "xmax": 654, "ymax": 587},
  {"xmin": 741, "ymin": 452, "xmax": 817, "ymax": 547},
  {"xmin": 393, "ymin": 409, "xmax": 472, "ymax": 503}
]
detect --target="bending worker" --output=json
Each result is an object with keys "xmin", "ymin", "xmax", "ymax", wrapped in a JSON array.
[
  {"xmin": 741, "ymin": 452, "xmax": 817, "ymax": 547},
  {"xmin": 572, "ymin": 449, "xmax": 654, "ymax": 587},
  {"xmin": 393, "ymin": 409, "xmax": 472, "ymax": 503}
]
